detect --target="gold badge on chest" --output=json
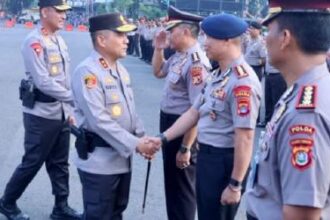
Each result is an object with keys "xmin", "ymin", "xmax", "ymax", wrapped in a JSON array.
[
  {"xmin": 111, "ymin": 104, "xmax": 122, "ymax": 117},
  {"xmin": 50, "ymin": 65, "xmax": 59, "ymax": 75}
]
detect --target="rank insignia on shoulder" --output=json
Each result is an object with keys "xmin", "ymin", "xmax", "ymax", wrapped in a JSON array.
[
  {"xmin": 31, "ymin": 42, "xmax": 42, "ymax": 56},
  {"xmin": 289, "ymin": 125, "xmax": 315, "ymax": 136},
  {"xmin": 234, "ymin": 85, "xmax": 251, "ymax": 116},
  {"xmin": 99, "ymin": 58, "xmax": 109, "ymax": 69},
  {"xmin": 84, "ymin": 74, "xmax": 97, "ymax": 89},
  {"xmin": 296, "ymin": 85, "xmax": 317, "ymax": 110},
  {"xmin": 290, "ymin": 138, "xmax": 314, "ymax": 170},
  {"xmin": 191, "ymin": 52, "xmax": 200, "ymax": 63},
  {"xmin": 191, "ymin": 66, "xmax": 203, "ymax": 85},
  {"xmin": 234, "ymin": 65, "xmax": 249, "ymax": 79}
]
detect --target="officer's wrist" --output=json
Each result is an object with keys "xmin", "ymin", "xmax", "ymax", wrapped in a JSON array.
[
  {"xmin": 228, "ymin": 178, "xmax": 242, "ymax": 192},
  {"xmin": 179, "ymin": 144, "xmax": 190, "ymax": 154},
  {"xmin": 157, "ymin": 133, "xmax": 168, "ymax": 146}
]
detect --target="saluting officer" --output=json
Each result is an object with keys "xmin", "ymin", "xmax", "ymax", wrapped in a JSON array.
[
  {"xmin": 152, "ymin": 13, "xmax": 261, "ymax": 220},
  {"xmin": 71, "ymin": 13, "xmax": 159, "ymax": 220},
  {"xmin": 0, "ymin": 1, "xmax": 81, "ymax": 220},
  {"xmin": 246, "ymin": 1, "xmax": 330, "ymax": 220},
  {"xmin": 152, "ymin": 6, "xmax": 210, "ymax": 220}
]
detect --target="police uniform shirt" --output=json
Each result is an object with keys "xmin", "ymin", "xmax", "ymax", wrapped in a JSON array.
[
  {"xmin": 21, "ymin": 26, "xmax": 73, "ymax": 120},
  {"xmin": 161, "ymin": 43, "xmax": 211, "ymax": 115},
  {"xmin": 244, "ymin": 36, "xmax": 267, "ymax": 66},
  {"xmin": 246, "ymin": 63, "xmax": 330, "ymax": 220},
  {"xmin": 71, "ymin": 50, "xmax": 145, "ymax": 175},
  {"xmin": 193, "ymin": 56, "xmax": 261, "ymax": 148}
]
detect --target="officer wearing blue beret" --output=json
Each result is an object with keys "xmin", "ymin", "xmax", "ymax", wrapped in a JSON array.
[
  {"xmin": 152, "ymin": 13, "xmax": 261, "ymax": 220},
  {"xmin": 246, "ymin": 0, "xmax": 330, "ymax": 220}
]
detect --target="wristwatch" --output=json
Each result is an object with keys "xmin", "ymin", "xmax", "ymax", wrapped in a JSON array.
[
  {"xmin": 179, "ymin": 144, "xmax": 190, "ymax": 154},
  {"xmin": 157, "ymin": 133, "xmax": 168, "ymax": 146},
  {"xmin": 228, "ymin": 178, "xmax": 242, "ymax": 192}
]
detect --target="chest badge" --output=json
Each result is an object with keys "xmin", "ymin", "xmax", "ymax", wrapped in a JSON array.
[{"xmin": 111, "ymin": 105, "xmax": 122, "ymax": 117}]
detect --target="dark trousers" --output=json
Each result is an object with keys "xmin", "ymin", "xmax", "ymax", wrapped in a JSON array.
[
  {"xmin": 3, "ymin": 113, "xmax": 70, "ymax": 204},
  {"xmin": 265, "ymin": 73, "xmax": 287, "ymax": 123},
  {"xmin": 140, "ymin": 36, "xmax": 147, "ymax": 60},
  {"xmin": 133, "ymin": 34, "xmax": 140, "ymax": 57},
  {"xmin": 251, "ymin": 65, "xmax": 264, "ymax": 81},
  {"xmin": 160, "ymin": 111, "xmax": 197, "ymax": 220},
  {"xmin": 196, "ymin": 144, "xmax": 238, "ymax": 220},
  {"xmin": 78, "ymin": 170, "xmax": 131, "ymax": 220},
  {"xmin": 246, "ymin": 213, "xmax": 258, "ymax": 220},
  {"xmin": 127, "ymin": 35, "xmax": 134, "ymax": 55}
]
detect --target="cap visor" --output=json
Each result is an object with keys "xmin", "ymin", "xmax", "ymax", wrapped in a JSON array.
[
  {"xmin": 262, "ymin": 13, "xmax": 278, "ymax": 26},
  {"xmin": 54, "ymin": 4, "xmax": 72, "ymax": 11},
  {"xmin": 165, "ymin": 20, "xmax": 182, "ymax": 31},
  {"xmin": 116, "ymin": 24, "xmax": 137, "ymax": 33}
]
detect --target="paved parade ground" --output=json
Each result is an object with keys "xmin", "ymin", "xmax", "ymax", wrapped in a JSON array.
[{"xmin": 0, "ymin": 26, "xmax": 251, "ymax": 220}]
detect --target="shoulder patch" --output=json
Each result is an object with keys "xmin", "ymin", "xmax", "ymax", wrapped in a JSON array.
[
  {"xmin": 30, "ymin": 42, "xmax": 42, "ymax": 56},
  {"xmin": 296, "ymin": 85, "xmax": 317, "ymax": 110},
  {"xmin": 290, "ymin": 138, "xmax": 314, "ymax": 170},
  {"xmin": 234, "ymin": 85, "xmax": 251, "ymax": 116},
  {"xmin": 84, "ymin": 74, "xmax": 98, "ymax": 89},
  {"xmin": 289, "ymin": 125, "xmax": 315, "ymax": 136},
  {"xmin": 191, "ymin": 52, "xmax": 200, "ymax": 63},
  {"xmin": 190, "ymin": 66, "xmax": 203, "ymax": 86},
  {"xmin": 99, "ymin": 58, "xmax": 109, "ymax": 69},
  {"xmin": 234, "ymin": 65, "xmax": 249, "ymax": 79}
]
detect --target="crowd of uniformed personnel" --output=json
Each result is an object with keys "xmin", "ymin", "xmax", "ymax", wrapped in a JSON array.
[{"xmin": 0, "ymin": 0, "xmax": 329, "ymax": 220}]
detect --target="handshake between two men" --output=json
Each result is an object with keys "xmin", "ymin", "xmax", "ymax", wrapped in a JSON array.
[{"xmin": 136, "ymin": 136, "xmax": 164, "ymax": 160}]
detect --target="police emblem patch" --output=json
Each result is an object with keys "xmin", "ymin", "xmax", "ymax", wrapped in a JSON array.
[
  {"xmin": 84, "ymin": 74, "xmax": 97, "ymax": 89},
  {"xmin": 296, "ymin": 85, "xmax": 317, "ymax": 109},
  {"xmin": 234, "ymin": 85, "xmax": 251, "ymax": 116},
  {"xmin": 31, "ymin": 42, "xmax": 42, "ymax": 56},
  {"xmin": 191, "ymin": 66, "xmax": 203, "ymax": 85},
  {"xmin": 290, "ymin": 138, "xmax": 314, "ymax": 170}
]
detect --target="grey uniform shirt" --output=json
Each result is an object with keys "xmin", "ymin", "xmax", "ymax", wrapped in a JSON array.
[
  {"xmin": 246, "ymin": 63, "xmax": 330, "ymax": 220},
  {"xmin": 193, "ymin": 56, "xmax": 261, "ymax": 148},
  {"xmin": 161, "ymin": 43, "xmax": 211, "ymax": 115},
  {"xmin": 21, "ymin": 26, "xmax": 73, "ymax": 120},
  {"xmin": 71, "ymin": 50, "xmax": 144, "ymax": 175},
  {"xmin": 244, "ymin": 36, "xmax": 267, "ymax": 66}
]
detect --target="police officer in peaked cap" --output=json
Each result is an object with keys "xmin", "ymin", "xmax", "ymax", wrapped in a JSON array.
[
  {"xmin": 0, "ymin": 0, "xmax": 81, "ymax": 220},
  {"xmin": 246, "ymin": 0, "xmax": 330, "ymax": 219},
  {"xmin": 152, "ymin": 5, "xmax": 211, "ymax": 220}
]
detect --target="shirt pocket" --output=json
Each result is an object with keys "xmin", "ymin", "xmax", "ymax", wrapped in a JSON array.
[
  {"xmin": 208, "ymin": 99, "xmax": 226, "ymax": 113},
  {"xmin": 47, "ymin": 52, "xmax": 63, "ymax": 77},
  {"xmin": 105, "ymin": 91, "xmax": 123, "ymax": 119},
  {"xmin": 168, "ymin": 71, "xmax": 181, "ymax": 84}
]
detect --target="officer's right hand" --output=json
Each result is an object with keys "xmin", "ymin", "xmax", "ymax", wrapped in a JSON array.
[
  {"xmin": 136, "ymin": 136, "xmax": 160, "ymax": 158},
  {"xmin": 153, "ymin": 31, "xmax": 169, "ymax": 49}
]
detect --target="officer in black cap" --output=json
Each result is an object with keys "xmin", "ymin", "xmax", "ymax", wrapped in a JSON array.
[
  {"xmin": 0, "ymin": 1, "xmax": 81, "ymax": 220},
  {"xmin": 152, "ymin": 5, "xmax": 211, "ymax": 220},
  {"xmin": 71, "ymin": 13, "xmax": 159, "ymax": 220}
]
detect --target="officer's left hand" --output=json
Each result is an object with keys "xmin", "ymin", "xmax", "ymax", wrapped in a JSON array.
[
  {"xmin": 176, "ymin": 151, "xmax": 191, "ymax": 169},
  {"xmin": 220, "ymin": 186, "xmax": 241, "ymax": 206},
  {"xmin": 68, "ymin": 116, "xmax": 76, "ymax": 125}
]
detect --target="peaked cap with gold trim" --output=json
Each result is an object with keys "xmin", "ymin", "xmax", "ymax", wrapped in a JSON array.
[
  {"xmin": 263, "ymin": 0, "xmax": 330, "ymax": 25},
  {"xmin": 89, "ymin": 13, "xmax": 137, "ymax": 33},
  {"xmin": 166, "ymin": 6, "xmax": 204, "ymax": 31},
  {"xmin": 38, "ymin": 0, "xmax": 71, "ymax": 11}
]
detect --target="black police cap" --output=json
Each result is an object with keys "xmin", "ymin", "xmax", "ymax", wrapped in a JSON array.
[
  {"xmin": 89, "ymin": 13, "xmax": 137, "ymax": 33},
  {"xmin": 38, "ymin": 0, "xmax": 71, "ymax": 11},
  {"xmin": 249, "ymin": 21, "xmax": 262, "ymax": 30},
  {"xmin": 166, "ymin": 6, "xmax": 204, "ymax": 30}
]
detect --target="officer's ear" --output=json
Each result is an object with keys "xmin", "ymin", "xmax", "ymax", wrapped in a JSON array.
[
  {"xmin": 279, "ymin": 29, "xmax": 293, "ymax": 51},
  {"xmin": 40, "ymin": 7, "xmax": 48, "ymax": 19}
]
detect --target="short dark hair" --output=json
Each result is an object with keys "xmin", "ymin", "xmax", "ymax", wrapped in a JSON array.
[
  {"xmin": 178, "ymin": 23, "xmax": 200, "ymax": 39},
  {"xmin": 276, "ymin": 13, "xmax": 330, "ymax": 54}
]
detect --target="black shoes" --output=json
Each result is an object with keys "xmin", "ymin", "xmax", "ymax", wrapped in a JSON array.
[
  {"xmin": 0, "ymin": 198, "xmax": 30, "ymax": 220},
  {"xmin": 50, "ymin": 205, "xmax": 81, "ymax": 220}
]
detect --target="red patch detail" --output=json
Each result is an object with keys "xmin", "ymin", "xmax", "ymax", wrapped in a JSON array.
[
  {"xmin": 234, "ymin": 65, "xmax": 249, "ymax": 79},
  {"xmin": 234, "ymin": 85, "xmax": 251, "ymax": 116},
  {"xmin": 191, "ymin": 66, "xmax": 203, "ymax": 85},
  {"xmin": 290, "ymin": 138, "xmax": 313, "ymax": 170},
  {"xmin": 289, "ymin": 125, "xmax": 315, "ymax": 136},
  {"xmin": 84, "ymin": 74, "xmax": 97, "ymax": 89},
  {"xmin": 296, "ymin": 85, "xmax": 317, "ymax": 109},
  {"xmin": 30, "ymin": 42, "xmax": 42, "ymax": 56}
]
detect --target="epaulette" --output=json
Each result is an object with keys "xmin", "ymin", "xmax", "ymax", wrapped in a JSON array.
[
  {"xmin": 99, "ymin": 57, "xmax": 109, "ymax": 69},
  {"xmin": 234, "ymin": 65, "xmax": 249, "ymax": 79},
  {"xmin": 191, "ymin": 52, "xmax": 200, "ymax": 63},
  {"xmin": 296, "ymin": 85, "xmax": 317, "ymax": 110}
]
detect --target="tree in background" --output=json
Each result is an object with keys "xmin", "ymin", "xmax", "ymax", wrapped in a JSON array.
[
  {"xmin": 139, "ymin": 3, "xmax": 166, "ymax": 19},
  {"xmin": 5, "ymin": 0, "xmax": 34, "ymax": 15},
  {"xmin": 247, "ymin": 0, "xmax": 267, "ymax": 18}
]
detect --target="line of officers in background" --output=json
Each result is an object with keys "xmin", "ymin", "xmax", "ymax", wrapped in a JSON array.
[{"xmin": 0, "ymin": 0, "xmax": 329, "ymax": 220}]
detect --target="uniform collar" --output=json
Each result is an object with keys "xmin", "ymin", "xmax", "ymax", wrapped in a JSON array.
[{"xmin": 293, "ymin": 62, "xmax": 329, "ymax": 86}]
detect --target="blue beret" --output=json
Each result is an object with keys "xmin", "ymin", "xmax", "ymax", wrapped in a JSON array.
[{"xmin": 201, "ymin": 14, "xmax": 248, "ymax": 40}]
